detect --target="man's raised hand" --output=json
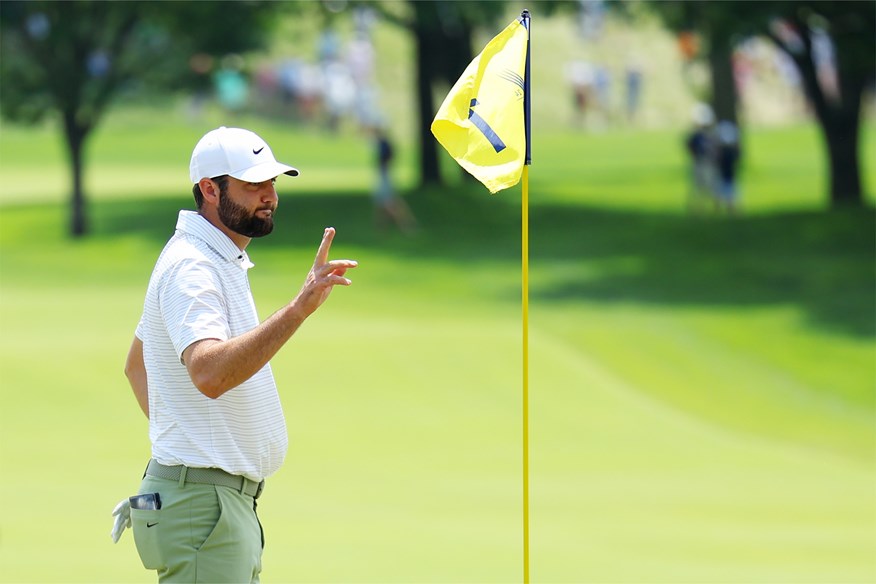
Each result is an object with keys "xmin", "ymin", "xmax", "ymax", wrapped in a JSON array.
[{"xmin": 293, "ymin": 227, "xmax": 357, "ymax": 318}]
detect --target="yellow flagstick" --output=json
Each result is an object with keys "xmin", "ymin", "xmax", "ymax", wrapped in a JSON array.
[
  {"xmin": 521, "ymin": 164, "xmax": 530, "ymax": 584},
  {"xmin": 428, "ymin": 8, "xmax": 532, "ymax": 580},
  {"xmin": 521, "ymin": 10, "xmax": 531, "ymax": 584}
]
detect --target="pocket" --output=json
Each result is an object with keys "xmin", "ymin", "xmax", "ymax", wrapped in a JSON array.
[
  {"xmin": 195, "ymin": 487, "xmax": 263, "ymax": 583},
  {"xmin": 130, "ymin": 508, "xmax": 164, "ymax": 570},
  {"xmin": 196, "ymin": 487, "xmax": 227, "ymax": 553}
]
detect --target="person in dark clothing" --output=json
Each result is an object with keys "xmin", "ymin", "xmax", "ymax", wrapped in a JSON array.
[
  {"xmin": 372, "ymin": 126, "xmax": 417, "ymax": 234},
  {"xmin": 685, "ymin": 103, "xmax": 717, "ymax": 213},
  {"xmin": 715, "ymin": 120, "xmax": 741, "ymax": 214}
]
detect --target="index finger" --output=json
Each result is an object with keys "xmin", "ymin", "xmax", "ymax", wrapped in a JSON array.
[{"xmin": 313, "ymin": 227, "xmax": 336, "ymax": 266}]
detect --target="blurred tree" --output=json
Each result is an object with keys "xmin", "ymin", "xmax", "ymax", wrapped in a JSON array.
[
  {"xmin": 0, "ymin": 1, "xmax": 281, "ymax": 236},
  {"xmin": 649, "ymin": 0, "xmax": 874, "ymax": 207},
  {"xmin": 648, "ymin": 2, "xmax": 747, "ymax": 126},
  {"xmin": 410, "ymin": 1, "xmax": 480, "ymax": 186},
  {"xmin": 367, "ymin": 1, "xmax": 506, "ymax": 187},
  {"xmin": 762, "ymin": 1, "xmax": 874, "ymax": 207}
]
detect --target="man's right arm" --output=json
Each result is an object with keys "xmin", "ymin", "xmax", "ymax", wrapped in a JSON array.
[
  {"xmin": 183, "ymin": 227, "xmax": 357, "ymax": 399},
  {"xmin": 125, "ymin": 336, "xmax": 149, "ymax": 418}
]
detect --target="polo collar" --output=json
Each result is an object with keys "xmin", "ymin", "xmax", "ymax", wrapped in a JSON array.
[{"xmin": 176, "ymin": 210, "xmax": 254, "ymax": 270}]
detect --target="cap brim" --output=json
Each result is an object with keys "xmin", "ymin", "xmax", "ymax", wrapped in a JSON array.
[{"xmin": 232, "ymin": 162, "xmax": 300, "ymax": 183}]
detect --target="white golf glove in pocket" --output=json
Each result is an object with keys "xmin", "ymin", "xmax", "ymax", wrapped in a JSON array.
[{"xmin": 110, "ymin": 498, "xmax": 132, "ymax": 543}]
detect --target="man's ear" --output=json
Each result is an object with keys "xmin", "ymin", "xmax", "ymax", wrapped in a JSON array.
[{"xmin": 199, "ymin": 178, "xmax": 220, "ymax": 205}]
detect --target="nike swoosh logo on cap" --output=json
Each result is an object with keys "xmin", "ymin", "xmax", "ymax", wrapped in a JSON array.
[{"xmin": 253, "ymin": 147, "xmax": 265, "ymax": 155}]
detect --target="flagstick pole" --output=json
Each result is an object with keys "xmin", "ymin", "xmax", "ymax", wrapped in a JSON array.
[
  {"xmin": 520, "ymin": 10, "xmax": 532, "ymax": 584},
  {"xmin": 520, "ymin": 9, "xmax": 532, "ymax": 584},
  {"xmin": 521, "ymin": 164, "xmax": 530, "ymax": 584}
]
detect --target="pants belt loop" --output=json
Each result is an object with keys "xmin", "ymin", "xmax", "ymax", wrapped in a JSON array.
[
  {"xmin": 178, "ymin": 465, "xmax": 188, "ymax": 489},
  {"xmin": 239, "ymin": 475, "xmax": 247, "ymax": 495}
]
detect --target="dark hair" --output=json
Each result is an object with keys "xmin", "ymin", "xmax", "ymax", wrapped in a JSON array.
[{"xmin": 192, "ymin": 175, "xmax": 230, "ymax": 208}]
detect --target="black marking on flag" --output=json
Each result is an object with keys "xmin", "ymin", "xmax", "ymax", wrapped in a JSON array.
[
  {"xmin": 468, "ymin": 99, "xmax": 507, "ymax": 153},
  {"xmin": 497, "ymin": 69, "xmax": 525, "ymax": 91}
]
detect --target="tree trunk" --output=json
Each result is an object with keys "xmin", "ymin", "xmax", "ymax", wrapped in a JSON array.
[
  {"xmin": 767, "ymin": 22, "xmax": 866, "ymax": 208},
  {"xmin": 409, "ymin": 1, "xmax": 475, "ymax": 188},
  {"xmin": 707, "ymin": 29, "xmax": 738, "ymax": 125},
  {"xmin": 820, "ymin": 86, "xmax": 863, "ymax": 206},
  {"xmin": 414, "ymin": 26, "xmax": 441, "ymax": 187},
  {"xmin": 63, "ymin": 110, "xmax": 89, "ymax": 237},
  {"xmin": 820, "ymin": 44, "xmax": 867, "ymax": 207}
]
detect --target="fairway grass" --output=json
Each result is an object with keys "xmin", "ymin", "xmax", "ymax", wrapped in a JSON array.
[
  {"xmin": 1, "ymin": 113, "xmax": 874, "ymax": 582},
  {"xmin": 1, "ymin": 281, "xmax": 873, "ymax": 582}
]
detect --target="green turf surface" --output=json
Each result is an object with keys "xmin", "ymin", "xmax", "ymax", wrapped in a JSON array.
[{"xmin": 0, "ymin": 109, "xmax": 874, "ymax": 582}]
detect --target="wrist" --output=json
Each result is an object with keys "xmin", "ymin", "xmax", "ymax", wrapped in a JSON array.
[{"xmin": 284, "ymin": 299, "xmax": 309, "ymax": 327}]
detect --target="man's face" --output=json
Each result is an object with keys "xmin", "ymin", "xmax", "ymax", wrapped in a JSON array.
[{"xmin": 217, "ymin": 176, "xmax": 278, "ymax": 238}]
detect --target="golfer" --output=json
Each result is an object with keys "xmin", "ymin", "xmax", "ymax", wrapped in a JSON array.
[{"xmin": 119, "ymin": 126, "xmax": 357, "ymax": 582}]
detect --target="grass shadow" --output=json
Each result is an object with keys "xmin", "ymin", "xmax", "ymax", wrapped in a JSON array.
[
  {"xmin": 527, "ymin": 204, "xmax": 876, "ymax": 338},
  {"xmin": 90, "ymin": 185, "xmax": 876, "ymax": 339}
]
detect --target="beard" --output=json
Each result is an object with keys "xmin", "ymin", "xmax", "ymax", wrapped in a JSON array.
[{"xmin": 218, "ymin": 192, "xmax": 275, "ymax": 238}]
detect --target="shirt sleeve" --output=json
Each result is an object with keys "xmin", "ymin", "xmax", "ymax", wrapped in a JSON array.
[
  {"xmin": 134, "ymin": 315, "xmax": 145, "ymax": 341},
  {"xmin": 158, "ymin": 257, "xmax": 230, "ymax": 360}
]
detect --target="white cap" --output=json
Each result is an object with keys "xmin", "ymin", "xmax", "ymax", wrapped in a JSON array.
[{"xmin": 189, "ymin": 126, "xmax": 299, "ymax": 184}]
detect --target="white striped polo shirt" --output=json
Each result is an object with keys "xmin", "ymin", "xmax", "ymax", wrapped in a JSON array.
[{"xmin": 135, "ymin": 210, "xmax": 287, "ymax": 481}]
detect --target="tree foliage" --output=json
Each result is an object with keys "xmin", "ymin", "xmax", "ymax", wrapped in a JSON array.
[
  {"xmin": 0, "ymin": 0, "xmax": 283, "ymax": 236},
  {"xmin": 763, "ymin": 1, "xmax": 875, "ymax": 205},
  {"xmin": 359, "ymin": 1, "xmax": 510, "ymax": 186}
]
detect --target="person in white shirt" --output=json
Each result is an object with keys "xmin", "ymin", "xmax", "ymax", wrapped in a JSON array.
[{"xmin": 117, "ymin": 126, "xmax": 357, "ymax": 582}]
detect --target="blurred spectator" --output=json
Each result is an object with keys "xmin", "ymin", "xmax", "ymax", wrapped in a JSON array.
[
  {"xmin": 715, "ymin": 120, "xmax": 741, "ymax": 214},
  {"xmin": 685, "ymin": 103, "xmax": 717, "ymax": 213},
  {"xmin": 323, "ymin": 61, "xmax": 356, "ymax": 132},
  {"xmin": 253, "ymin": 65, "xmax": 279, "ymax": 114},
  {"xmin": 577, "ymin": 0, "xmax": 605, "ymax": 40},
  {"xmin": 372, "ymin": 126, "xmax": 417, "ymax": 235},
  {"xmin": 296, "ymin": 63, "xmax": 323, "ymax": 122},
  {"xmin": 593, "ymin": 65, "xmax": 612, "ymax": 126},
  {"xmin": 277, "ymin": 58, "xmax": 303, "ymax": 117},
  {"xmin": 347, "ymin": 32, "xmax": 378, "ymax": 129},
  {"xmin": 624, "ymin": 58, "xmax": 643, "ymax": 122},
  {"xmin": 318, "ymin": 28, "xmax": 341, "ymax": 66},
  {"xmin": 213, "ymin": 54, "xmax": 249, "ymax": 115},
  {"xmin": 565, "ymin": 60, "xmax": 594, "ymax": 128}
]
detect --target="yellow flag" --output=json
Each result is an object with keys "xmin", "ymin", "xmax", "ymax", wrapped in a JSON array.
[{"xmin": 431, "ymin": 16, "xmax": 528, "ymax": 194}]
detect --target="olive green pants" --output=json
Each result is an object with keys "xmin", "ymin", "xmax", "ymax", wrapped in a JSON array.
[{"xmin": 131, "ymin": 475, "xmax": 263, "ymax": 583}]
